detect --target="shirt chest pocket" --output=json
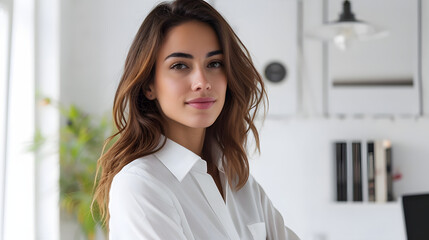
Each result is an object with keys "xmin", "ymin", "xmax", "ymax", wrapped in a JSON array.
[{"xmin": 247, "ymin": 222, "xmax": 266, "ymax": 240}]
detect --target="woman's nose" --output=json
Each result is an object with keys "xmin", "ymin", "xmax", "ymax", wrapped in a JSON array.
[{"xmin": 191, "ymin": 67, "xmax": 211, "ymax": 91}]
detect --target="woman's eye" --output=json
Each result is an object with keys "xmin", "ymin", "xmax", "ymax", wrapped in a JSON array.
[
  {"xmin": 208, "ymin": 61, "xmax": 223, "ymax": 68},
  {"xmin": 170, "ymin": 63, "xmax": 188, "ymax": 70}
]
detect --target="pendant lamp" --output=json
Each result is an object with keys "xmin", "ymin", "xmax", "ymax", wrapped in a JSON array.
[{"xmin": 307, "ymin": 0, "xmax": 388, "ymax": 50}]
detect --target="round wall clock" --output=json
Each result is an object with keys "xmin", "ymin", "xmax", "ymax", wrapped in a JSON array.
[{"xmin": 264, "ymin": 62, "xmax": 287, "ymax": 83}]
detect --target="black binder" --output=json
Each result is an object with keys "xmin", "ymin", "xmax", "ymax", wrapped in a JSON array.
[{"xmin": 402, "ymin": 193, "xmax": 429, "ymax": 240}]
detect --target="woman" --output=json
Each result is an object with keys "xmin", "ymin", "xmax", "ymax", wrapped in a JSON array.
[{"xmin": 93, "ymin": 0, "xmax": 299, "ymax": 239}]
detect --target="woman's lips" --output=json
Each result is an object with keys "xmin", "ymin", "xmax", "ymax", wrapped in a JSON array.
[{"xmin": 186, "ymin": 97, "xmax": 216, "ymax": 109}]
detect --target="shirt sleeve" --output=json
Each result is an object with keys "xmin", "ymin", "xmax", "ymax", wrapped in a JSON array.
[
  {"xmin": 256, "ymin": 181, "xmax": 300, "ymax": 240},
  {"xmin": 109, "ymin": 171, "xmax": 188, "ymax": 240}
]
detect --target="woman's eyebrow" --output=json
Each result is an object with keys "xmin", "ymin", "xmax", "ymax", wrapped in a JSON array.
[
  {"xmin": 164, "ymin": 50, "xmax": 223, "ymax": 61},
  {"xmin": 165, "ymin": 52, "xmax": 193, "ymax": 60},
  {"xmin": 206, "ymin": 50, "xmax": 223, "ymax": 58}
]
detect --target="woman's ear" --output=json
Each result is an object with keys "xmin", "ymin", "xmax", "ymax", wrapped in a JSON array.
[{"xmin": 145, "ymin": 85, "xmax": 156, "ymax": 100}]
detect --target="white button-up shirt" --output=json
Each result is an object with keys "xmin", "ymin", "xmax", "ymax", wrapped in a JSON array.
[{"xmin": 109, "ymin": 137, "xmax": 299, "ymax": 240}]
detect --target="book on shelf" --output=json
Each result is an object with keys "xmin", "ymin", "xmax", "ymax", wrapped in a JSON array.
[
  {"xmin": 374, "ymin": 140, "xmax": 387, "ymax": 202},
  {"xmin": 374, "ymin": 140, "xmax": 393, "ymax": 202},
  {"xmin": 335, "ymin": 142, "xmax": 347, "ymax": 201},
  {"xmin": 352, "ymin": 142, "xmax": 363, "ymax": 201},
  {"xmin": 367, "ymin": 142, "xmax": 376, "ymax": 202},
  {"xmin": 342, "ymin": 142, "xmax": 348, "ymax": 201},
  {"xmin": 334, "ymin": 140, "xmax": 393, "ymax": 202},
  {"xmin": 386, "ymin": 142, "xmax": 394, "ymax": 201}
]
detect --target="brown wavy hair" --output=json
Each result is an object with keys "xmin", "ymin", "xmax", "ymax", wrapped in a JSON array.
[{"xmin": 93, "ymin": 0, "xmax": 266, "ymax": 226}]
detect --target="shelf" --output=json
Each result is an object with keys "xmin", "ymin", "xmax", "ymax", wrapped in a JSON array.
[{"xmin": 329, "ymin": 201, "xmax": 399, "ymax": 207}]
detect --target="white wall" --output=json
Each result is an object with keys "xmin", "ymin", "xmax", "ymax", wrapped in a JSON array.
[
  {"xmin": 60, "ymin": 0, "xmax": 161, "ymax": 116},
  {"xmin": 59, "ymin": 0, "xmax": 429, "ymax": 240}
]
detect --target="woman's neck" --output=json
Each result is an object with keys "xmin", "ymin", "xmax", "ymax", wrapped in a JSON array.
[{"xmin": 165, "ymin": 125, "xmax": 206, "ymax": 157}]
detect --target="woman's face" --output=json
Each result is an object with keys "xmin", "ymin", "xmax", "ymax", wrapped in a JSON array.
[{"xmin": 149, "ymin": 21, "xmax": 227, "ymax": 133}]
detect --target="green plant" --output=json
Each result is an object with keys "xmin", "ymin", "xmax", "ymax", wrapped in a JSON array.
[{"xmin": 34, "ymin": 98, "xmax": 115, "ymax": 239}]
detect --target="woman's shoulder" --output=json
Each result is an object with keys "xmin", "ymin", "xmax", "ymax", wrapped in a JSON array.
[
  {"xmin": 236, "ymin": 173, "xmax": 269, "ymax": 200},
  {"xmin": 112, "ymin": 154, "xmax": 173, "ymax": 190},
  {"xmin": 118, "ymin": 154, "xmax": 158, "ymax": 176},
  {"xmin": 110, "ymin": 155, "xmax": 176, "ymax": 205},
  {"xmin": 242, "ymin": 173, "xmax": 260, "ymax": 190}
]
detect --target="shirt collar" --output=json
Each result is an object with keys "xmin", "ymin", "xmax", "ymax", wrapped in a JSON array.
[{"xmin": 154, "ymin": 136, "xmax": 203, "ymax": 182}]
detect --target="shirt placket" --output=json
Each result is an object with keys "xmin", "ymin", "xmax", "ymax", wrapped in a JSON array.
[{"xmin": 192, "ymin": 171, "xmax": 240, "ymax": 240}]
